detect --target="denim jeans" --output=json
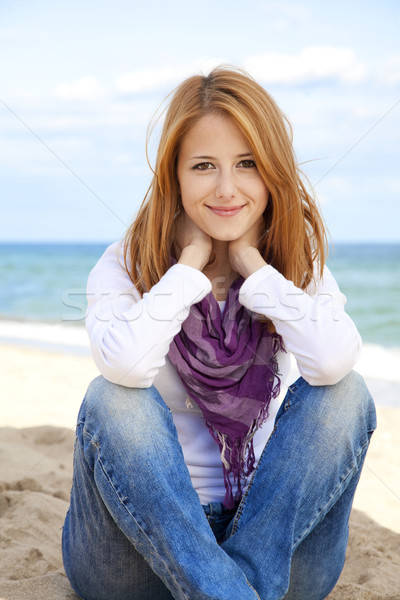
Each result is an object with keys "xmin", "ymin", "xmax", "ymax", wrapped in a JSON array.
[{"xmin": 62, "ymin": 371, "xmax": 376, "ymax": 600}]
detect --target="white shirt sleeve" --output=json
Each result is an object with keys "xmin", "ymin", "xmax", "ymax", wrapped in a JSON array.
[
  {"xmin": 85, "ymin": 242, "xmax": 212, "ymax": 387},
  {"xmin": 239, "ymin": 264, "xmax": 362, "ymax": 386}
]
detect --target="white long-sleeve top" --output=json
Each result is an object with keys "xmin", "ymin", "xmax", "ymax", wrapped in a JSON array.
[{"xmin": 86, "ymin": 241, "xmax": 362, "ymax": 505}]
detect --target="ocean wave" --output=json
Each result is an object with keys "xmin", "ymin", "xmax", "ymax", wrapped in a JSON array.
[
  {"xmin": 0, "ymin": 319, "xmax": 90, "ymax": 354},
  {"xmin": 356, "ymin": 343, "xmax": 400, "ymax": 383}
]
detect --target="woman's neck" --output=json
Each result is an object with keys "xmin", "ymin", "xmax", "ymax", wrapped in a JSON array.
[{"xmin": 203, "ymin": 240, "xmax": 239, "ymax": 301}]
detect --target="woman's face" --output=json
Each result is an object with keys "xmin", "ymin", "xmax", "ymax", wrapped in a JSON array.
[{"xmin": 177, "ymin": 113, "xmax": 269, "ymax": 242}]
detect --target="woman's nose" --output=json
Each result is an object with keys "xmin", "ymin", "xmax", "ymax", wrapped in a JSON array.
[{"xmin": 215, "ymin": 171, "xmax": 236, "ymax": 200}]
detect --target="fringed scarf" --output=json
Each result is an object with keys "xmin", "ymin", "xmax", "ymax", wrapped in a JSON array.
[{"xmin": 168, "ymin": 276, "xmax": 283, "ymax": 509}]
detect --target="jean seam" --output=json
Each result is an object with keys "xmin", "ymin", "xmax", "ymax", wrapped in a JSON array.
[
  {"xmin": 83, "ymin": 429, "xmax": 189, "ymax": 600},
  {"xmin": 246, "ymin": 579, "xmax": 261, "ymax": 599},
  {"xmin": 81, "ymin": 427, "xmax": 97, "ymax": 473},
  {"xmin": 233, "ymin": 381, "xmax": 299, "ymax": 532},
  {"xmin": 229, "ymin": 420, "xmax": 279, "ymax": 537}
]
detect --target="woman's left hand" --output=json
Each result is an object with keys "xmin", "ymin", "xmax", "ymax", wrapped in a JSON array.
[{"xmin": 228, "ymin": 218, "xmax": 267, "ymax": 279}]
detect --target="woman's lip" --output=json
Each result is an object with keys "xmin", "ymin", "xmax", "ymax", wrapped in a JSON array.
[{"xmin": 206, "ymin": 205, "xmax": 245, "ymax": 217}]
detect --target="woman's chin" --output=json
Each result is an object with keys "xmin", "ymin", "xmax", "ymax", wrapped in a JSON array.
[{"xmin": 209, "ymin": 231, "xmax": 241, "ymax": 243}]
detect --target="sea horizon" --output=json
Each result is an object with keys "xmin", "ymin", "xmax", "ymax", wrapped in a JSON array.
[{"xmin": 1, "ymin": 239, "xmax": 400, "ymax": 245}]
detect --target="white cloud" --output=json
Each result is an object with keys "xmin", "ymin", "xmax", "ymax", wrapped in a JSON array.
[
  {"xmin": 0, "ymin": 133, "xmax": 94, "ymax": 173},
  {"xmin": 378, "ymin": 55, "xmax": 400, "ymax": 84},
  {"xmin": 55, "ymin": 77, "xmax": 104, "ymax": 101},
  {"xmin": 244, "ymin": 47, "xmax": 367, "ymax": 85},
  {"xmin": 116, "ymin": 68, "xmax": 181, "ymax": 94},
  {"xmin": 0, "ymin": 99, "xmax": 154, "ymax": 138},
  {"xmin": 116, "ymin": 58, "xmax": 227, "ymax": 95}
]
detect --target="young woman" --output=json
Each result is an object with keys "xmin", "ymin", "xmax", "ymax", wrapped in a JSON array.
[{"xmin": 62, "ymin": 66, "xmax": 376, "ymax": 600}]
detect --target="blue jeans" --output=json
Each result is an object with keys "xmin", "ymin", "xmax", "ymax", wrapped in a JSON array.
[{"xmin": 62, "ymin": 371, "xmax": 376, "ymax": 600}]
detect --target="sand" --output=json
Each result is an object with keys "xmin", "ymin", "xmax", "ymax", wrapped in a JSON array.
[{"xmin": 0, "ymin": 342, "xmax": 400, "ymax": 599}]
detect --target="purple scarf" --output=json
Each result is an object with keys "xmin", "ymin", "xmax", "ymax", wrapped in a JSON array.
[{"xmin": 168, "ymin": 277, "xmax": 283, "ymax": 508}]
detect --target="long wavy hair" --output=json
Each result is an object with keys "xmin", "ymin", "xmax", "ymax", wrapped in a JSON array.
[{"xmin": 124, "ymin": 65, "xmax": 327, "ymax": 295}]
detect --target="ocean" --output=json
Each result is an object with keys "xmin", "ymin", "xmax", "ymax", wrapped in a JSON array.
[
  {"xmin": 0, "ymin": 241, "xmax": 399, "ymax": 353},
  {"xmin": 327, "ymin": 243, "xmax": 400, "ymax": 348}
]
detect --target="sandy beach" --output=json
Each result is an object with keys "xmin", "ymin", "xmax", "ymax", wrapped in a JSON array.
[{"xmin": 1, "ymin": 341, "xmax": 399, "ymax": 599}]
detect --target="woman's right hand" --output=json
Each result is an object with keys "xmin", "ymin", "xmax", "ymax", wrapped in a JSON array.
[{"xmin": 174, "ymin": 213, "xmax": 212, "ymax": 271}]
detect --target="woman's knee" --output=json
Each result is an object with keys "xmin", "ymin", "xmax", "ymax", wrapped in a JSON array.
[
  {"xmin": 331, "ymin": 370, "xmax": 376, "ymax": 436},
  {"xmin": 77, "ymin": 376, "xmax": 175, "ymax": 455},
  {"xmin": 80, "ymin": 376, "xmax": 168, "ymax": 426},
  {"xmin": 282, "ymin": 371, "xmax": 376, "ymax": 462},
  {"xmin": 292, "ymin": 370, "xmax": 375, "ymax": 430},
  {"xmin": 75, "ymin": 376, "xmax": 178, "ymax": 480}
]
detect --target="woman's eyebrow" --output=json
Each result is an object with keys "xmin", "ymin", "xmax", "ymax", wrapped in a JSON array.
[
  {"xmin": 188, "ymin": 152, "xmax": 254, "ymax": 160},
  {"xmin": 188, "ymin": 155, "xmax": 215, "ymax": 160}
]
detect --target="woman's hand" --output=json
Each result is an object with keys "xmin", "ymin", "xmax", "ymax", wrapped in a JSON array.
[
  {"xmin": 228, "ymin": 218, "xmax": 267, "ymax": 279},
  {"xmin": 175, "ymin": 213, "xmax": 212, "ymax": 271}
]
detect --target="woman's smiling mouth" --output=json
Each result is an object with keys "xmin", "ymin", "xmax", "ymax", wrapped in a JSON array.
[{"xmin": 206, "ymin": 205, "xmax": 245, "ymax": 217}]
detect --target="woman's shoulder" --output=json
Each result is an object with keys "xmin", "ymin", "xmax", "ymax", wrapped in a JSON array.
[
  {"xmin": 89, "ymin": 240, "xmax": 129, "ymax": 275},
  {"xmin": 96, "ymin": 240, "xmax": 125, "ymax": 265}
]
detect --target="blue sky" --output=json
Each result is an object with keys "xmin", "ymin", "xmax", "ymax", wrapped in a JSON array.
[{"xmin": 1, "ymin": 0, "xmax": 399, "ymax": 242}]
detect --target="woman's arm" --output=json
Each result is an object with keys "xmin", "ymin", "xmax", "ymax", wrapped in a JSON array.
[
  {"xmin": 228, "ymin": 222, "xmax": 360, "ymax": 386},
  {"xmin": 239, "ymin": 263, "xmax": 361, "ymax": 386},
  {"xmin": 86, "ymin": 242, "xmax": 212, "ymax": 387}
]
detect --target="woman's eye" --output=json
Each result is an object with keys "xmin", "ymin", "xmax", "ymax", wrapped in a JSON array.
[
  {"xmin": 192, "ymin": 162, "xmax": 214, "ymax": 171},
  {"xmin": 238, "ymin": 159, "xmax": 256, "ymax": 169}
]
